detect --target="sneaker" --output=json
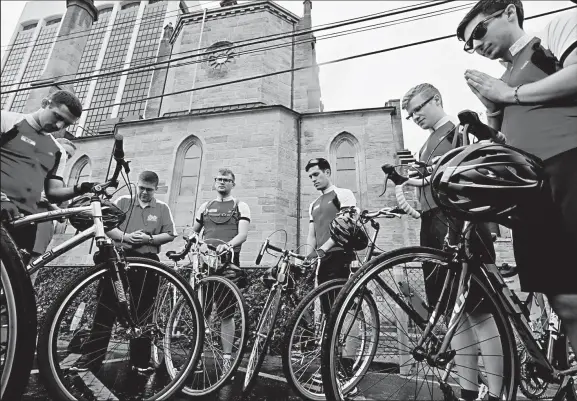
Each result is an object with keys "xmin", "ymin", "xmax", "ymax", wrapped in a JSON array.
[
  {"xmin": 311, "ymin": 372, "xmax": 323, "ymax": 385},
  {"xmin": 195, "ymin": 355, "xmax": 205, "ymax": 374},
  {"xmin": 337, "ymin": 370, "xmax": 361, "ymax": 400},
  {"xmin": 132, "ymin": 364, "xmax": 155, "ymax": 374},
  {"xmin": 69, "ymin": 354, "xmax": 94, "ymax": 372},
  {"xmin": 222, "ymin": 355, "xmax": 232, "ymax": 376}
]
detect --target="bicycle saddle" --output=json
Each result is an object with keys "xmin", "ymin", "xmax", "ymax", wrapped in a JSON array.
[{"xmin": 166, "ymin": 250, "xmax": 186, "ymax": 262}]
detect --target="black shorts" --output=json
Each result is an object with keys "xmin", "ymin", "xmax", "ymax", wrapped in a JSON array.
[
  {"xmin": 317, "ymin": 250, "xmax": 353, "ymax": 315},
  {"xmin": 420, "ymin": 208, "xmax": 495, "ymax": 314},
  {"xmin": 513, "ymin": 147, "xmax": 577, "ymax": 295}
]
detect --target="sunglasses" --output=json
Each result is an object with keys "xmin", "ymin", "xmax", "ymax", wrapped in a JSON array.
[
  {"xmin": 463, "ymin": 9, "xmax": 505, "ymax": 53},
  {"xmin": 406, "ymin": 95, "xmax": 436, "ymax": 121},
  {"xmin": 215, "ymin": 177, "xmax": 234, "ymax": 183}
]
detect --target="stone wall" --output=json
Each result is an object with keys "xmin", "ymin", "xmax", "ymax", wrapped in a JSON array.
[{"xmin": 161, "ymin": 6, "xmax": 297, "ymax": 115}]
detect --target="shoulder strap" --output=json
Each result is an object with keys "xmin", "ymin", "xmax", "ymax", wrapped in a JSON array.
[
  {"xmin": 203, "ymin": 200, "xmax": 216, "ymax": 216},
  {"xmin": 0, "ymin": 126, "xmax": 19, "ymax": 148}
]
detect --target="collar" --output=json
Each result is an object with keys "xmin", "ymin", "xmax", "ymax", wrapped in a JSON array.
[
  {"xmin": 138, "ymin": 197, "xmax": 157, "ymax": 209},
  {"xmin": 321, "ymin": 185, "xmax": 336, "ymax": 195},
  {"xmin": 24, "ymin": 114, "xmax": 45, "ymax": 134},
  {"xmin": 215, "ymin": 195, "xmax": 234, "ymax": 202},
  {"xmin": 499, "ymin": 34, "xmax": 533, "ymax": 67},
  {"xmin": 430, "ymin": 115, "xmax": 459, "ymax": 133}
]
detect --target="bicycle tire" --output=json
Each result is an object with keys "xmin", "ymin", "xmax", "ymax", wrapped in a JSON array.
[
  {"xmin": 242, "ymin": 286, "xmax": 282, "ymax": 395},
  {"xmin": 0, "ymin": 225, "xmax": 37, "ymax": 400},
  {"xmin": 37, "ymin": 257, "xmax": 204, "ymax": 401},
  {"xmin": 282, "ymin": 279, "xmax": 379, "ymax": 401},
  {"xmin": 321, "ymin": 247, "xmax": 518, "ymax": 401},
  {"xmin": 167, "ymin": 275, "xmax": 249, "ymax": 396}
]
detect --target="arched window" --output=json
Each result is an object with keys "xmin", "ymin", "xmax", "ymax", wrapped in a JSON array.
[
  {"xmin": 170, "ymin": 137, "xmax": 203, "ymax": 227},
  {"xmin": 69, "ymin": 156, "xmax": 92, "ymax": 187},
  {"xmin": 330, "ymin": 132, "xmax": 361, "ymax": 205}
]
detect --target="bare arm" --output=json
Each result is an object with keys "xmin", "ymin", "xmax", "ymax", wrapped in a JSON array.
[
  {"xmin": 306, "ymin": 222, "xmax": 316, "ymax": 253},
  {"xmin": 228, "ymin": 219, "xmax": 249, "ymax": 248},
  {"xmin": 509, "ymin": 64, "xmax": 577, "ymax": 104},
  {"xmin": 44, "ymin": 178, "xmax": 78, "ymax": 204}
]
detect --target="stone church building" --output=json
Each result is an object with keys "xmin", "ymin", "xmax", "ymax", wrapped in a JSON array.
[{"xmin": 17, "ymin": 0, "xmax": 512, "ymax": 268}]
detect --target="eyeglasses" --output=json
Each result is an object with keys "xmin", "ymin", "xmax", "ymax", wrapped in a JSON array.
[
  {"xmin": 405, "ymin": 95, "xmax": 436, "ymax": 121},
  {"xmin": 463, "ymin": 9, "xmax": 505, "ymax": 53},
  {"xmin": 215, "ymin": 177, "xmax": 234, "ymax": 183}
]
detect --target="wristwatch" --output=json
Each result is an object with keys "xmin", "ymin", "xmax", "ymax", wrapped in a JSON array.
[{"xmin": 147, "ymin": 233, "xmax": 154, "ymax": 244}]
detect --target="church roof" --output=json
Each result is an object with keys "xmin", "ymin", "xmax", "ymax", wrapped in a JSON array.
[{"xmin": 172, "ymin": 0, "xmax": 301, "ymax": 43}]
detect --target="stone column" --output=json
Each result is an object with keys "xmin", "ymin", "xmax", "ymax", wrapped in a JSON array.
[
  {"xmin": 144, "ymin": 23, "xmax": 175, "ymax": 118},
  {"xmin": 24, "ymin": 0, "xmax": 98, "ymax": 113}
]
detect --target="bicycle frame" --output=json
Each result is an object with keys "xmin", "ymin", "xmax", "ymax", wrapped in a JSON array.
[
  {"xmin": 428, "ymin": 221, "xmax": 558, "ymax": 376},
  {"xmin": 11, "ymin": 196, "xmax": 138, "ymax": 329},
  {"xmin": 13, "ymin": 206, "xmax": 96, "ymax": 275}
]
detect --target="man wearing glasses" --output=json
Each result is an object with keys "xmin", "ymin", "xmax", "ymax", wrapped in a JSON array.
[
  {"xmin": 457, "ymin": 0, "xmax": 577, "ymax": 356},
  {"xmin": 190, "ymin": 168, "xmax": 250, "ymax": 374},
  {"xmin": 402, "ymin": 84, "xmax": 500, "ymax": 401}
]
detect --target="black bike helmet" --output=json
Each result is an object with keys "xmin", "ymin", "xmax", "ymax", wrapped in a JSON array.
[
  {"xmin": 329, "ymin": 207, "xmax": 369, "ymax": 251},
  {"xmin": 430, "ymin": 142, "xmax": 544, "ymax": 222},
  {"xmin": 68, "ymin": 195, "xmax": 126, "ymax": 232}
]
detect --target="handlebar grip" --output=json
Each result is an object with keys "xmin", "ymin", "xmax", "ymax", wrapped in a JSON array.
[
  {"xmin": 382, "ymin": 164, "xmax": 408, "ymax": 186},
  {"xmin": 113, "ymin": 134, "xmax": 124, "ymax": 160},
  {"xmin": 458, "ymin": 110, "xmax": 501, "ymax": 142},
  {"xmin": 395, "ymin": 185, "xmax": 420, "ymax": 219},
  {"xmin": 255, "ymin": 239, "xmax": 268, "ymax": 265}
]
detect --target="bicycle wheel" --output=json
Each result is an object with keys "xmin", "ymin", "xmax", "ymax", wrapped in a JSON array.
[
  {"xmin": 37, "ymin": 257, "xmax": 203, "ymax": 401},
  {"xmin": 165, "ymin": 275, "xmax": 249, "ymax": 395},
  {"xmin": 0, "ymin": 225, "xmax": 37, "ymax": 400},
  {"xmin": 321, "ymin": 247, "xmax": 517, "ymax": 401},
  {"xmin": 282, "ymin": 279, "xmax": 379, "ymax": 401},
  {"xmin": 242, "ymin": 286, "xmax": 282, "ymax": 394}
]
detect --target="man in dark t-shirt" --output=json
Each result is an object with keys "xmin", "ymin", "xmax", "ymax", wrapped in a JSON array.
[
  {"xmin": 458, "ymin": 0, "xmax": 577, "ymax": 360},
  {"xmin": 1, "ymin": 90, "xmax": 93, "ymax": 257}
]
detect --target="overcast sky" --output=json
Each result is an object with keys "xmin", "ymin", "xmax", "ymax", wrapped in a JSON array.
[{"xmin": 1, "ymin": 1, "xmax": 574, "ymax": 155}]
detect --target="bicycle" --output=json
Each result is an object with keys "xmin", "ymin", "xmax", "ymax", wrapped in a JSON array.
[
  {"xmin": 157, "ymin": 232, "xmax": 249, "ymax": 396},
  {"xmin": 281, "ymin": 206, "xmax": 404, "ymax": 400},
  {"xmin": 320, "ymin": 111, "xmax": 577, "ymax": 401},
  {"xmin": 0, "ymin": 136, "xmax": 204, "ymax": 400}
]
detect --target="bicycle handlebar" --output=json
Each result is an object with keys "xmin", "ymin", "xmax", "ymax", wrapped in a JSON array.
[
  {"xmin": 255, "ymin": 238, "xmax": 306, "ymax": 265},
  {"xmin": 166, "ymin": 232, "xmax": 234, "ymax": 262}
]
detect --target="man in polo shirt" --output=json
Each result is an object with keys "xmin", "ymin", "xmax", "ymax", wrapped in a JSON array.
[
  {"xmin": 458, "ymin": 0, "xmax": 577, "ymax": 357},
  {"xmin": 191, "ymin": 167, "xmax": 250, "ymax": 375},
  {"xmin": 1, "ymin": 90, "xmax": 94, "ymax": 257},
  {"xmin": 71, "ymin": 170, "xmax": 177, "ymax": 373}
]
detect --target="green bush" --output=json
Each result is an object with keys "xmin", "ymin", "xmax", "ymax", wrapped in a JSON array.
[
  {"xmin": 34, "ymin": 264, "xmax": 316, "ymax": 356},
  {"xmin": 240, "ymin": 269, "xmax": 315, "ymax": 356}
]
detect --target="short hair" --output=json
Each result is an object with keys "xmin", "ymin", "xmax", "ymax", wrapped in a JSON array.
[
  {"xmin": 138, "ymin": 171, "xmax": 159, "ymax": 187},
  {"xmin": 48, "ymin": 90, "xmax": 83, "ymax": 118},
  {"xmin": 402, "ymin": 83, "xmax": 443, "ymax": 110},
  {"xmin": 457, "ymin": 0, "xmax": 524, "ymax": 41},
  {"xmin": 305, "ymin": 158, "xmax": 331, "ymax": 173},
  {"xmin": 218, "ymin": 168, "xmax": 235, "ymax": 182}
]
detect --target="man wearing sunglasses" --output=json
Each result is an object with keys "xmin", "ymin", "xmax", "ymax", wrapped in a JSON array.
[
  {"xmin": 457, "ymin": 0, "xmax": 577, "ymax": 367},
  {"xmin": 190, "ymin": 167, "xmax": 250, "ymax": 375}
]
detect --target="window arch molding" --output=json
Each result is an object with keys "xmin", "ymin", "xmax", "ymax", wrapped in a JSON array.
[
  {"xmin": 328, "ymin": 131, "xmax": 367, "ymax": 208},
  {"xmin": 169, "ymin": 135, "xmax": 204, "ymax": 227},
  {"xmin": 67, "ymin": 155, "xmax": 92, "ymax": 186}
]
